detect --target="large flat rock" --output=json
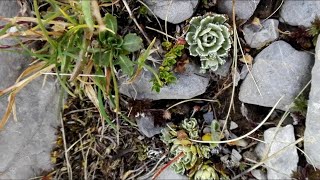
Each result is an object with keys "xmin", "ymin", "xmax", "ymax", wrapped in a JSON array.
[
  {"xmin": 280, "ymin": 1, "xmax": 320, "ymax": 27},
  {"xmin": 217, "ymin": 0, "xmax": 260, "ymax": 21},
  {"xmin": 144, "ymin": 0, "xmax": 199, "ymax": 24},
  {"xmin": 304, "ymin": 36, "xmax": 320, "ymax": 169},
  {"xmin": 0, "ymin": 77, "xmax": 59, "ymax": 179},
  {"xmin": 119, "ymin": 63, "xmax": 209, "ymax": 100},
  {"xmin": 255, "ymin": 125, "xmax": 298, "ymax": 179},
  {"xmin": 239, "ymin": 41, "xmax": 313, "ymax": 111},
  {"xmin": 0, "ymin": 1, "xmax": 60, "ymax": 179}
]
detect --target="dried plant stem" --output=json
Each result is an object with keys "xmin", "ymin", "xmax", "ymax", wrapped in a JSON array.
[
  {"xmin": 58, "ymin": 95, "xmax": 73, "ymax": 180},
  {"xmin": 146, "ymin": 26, "xmax": 177, "ymax": 40},
  {"xmin": 166, "ymin": 99, "xmax": 220, "ymax": 111},
  {"xmin": 122, "ymin": 0, "xmax": 151, "ymax": 44},
  {"xmin": 191, "ymin": 96, "xmax": 283, "ymax": 144},
  {"xmin": 220, "ymin": 0, "xmax": 237, "ymax": 136},
  {"xmin": 232, "ymin": 137, "xmax": 303, "ymax": 179},
  {"xmin": 137, "ymin": 0, "xmax": 163, "ymax": 31}
]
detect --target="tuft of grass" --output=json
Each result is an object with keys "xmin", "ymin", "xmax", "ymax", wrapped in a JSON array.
[{"xmin": 0, "ymin": 0, "xmax": 158, "ymax": 129}]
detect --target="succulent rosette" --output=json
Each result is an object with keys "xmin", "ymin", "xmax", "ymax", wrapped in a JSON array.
[
  {"xmin": 160, "ymin": 118, "xmax": 222, "ymax": 178},
  {"xmin": 181, "ymin": 118, "xmax": 199, "ymax": 139},
  {"xmin": 170, "ymin": 144, "xmax": 198, "ymax": 173},
  {"xmin": 186, "ymin": 14, "xmax": 232, "ymax": 72},
  {"xmin": 194, "ymin": 164, "xmax": 219, "ymax": 180}
]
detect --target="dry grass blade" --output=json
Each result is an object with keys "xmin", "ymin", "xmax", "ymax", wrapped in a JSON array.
[
  {"xmin": 191, "ymin": 96, "xmax": 283, "ymax": 144},
  {"xmin": 0, "ymin": 64, "xmax": 54, "ymax": 97},
  {"xmin": 0, "ymin": 16, "xmax": 72, "ymax": 27},
  {"xmin": 91, "ymin": 0, "xmax": 107, "ymax": 32},
  {"xmin": 122, "ymin": 0, "xmax": 151, "ymax": 43},
  {"xmin": 146, "ymin": 26, "xmax": 177, "ymax": 40},
  {"xmin": 232, "ymin": 137, "xmax": 304, "ymax": 179},
  {"xmin": 0, "ymin": 93, "xmax": 17, "ymax": 130},
  {"xmin": 0, "ymin": 64, "xmax": 55, "ymax": 129},
  {"xmin": 220, "ymin": 0, "xmax": 237, "ymax": 136},
  {"xmin": 84, "ymin": 85, "xmax": 100, "ymax": 109},
  {"xmin": 166, "ymin": 98, "xmax": 220, "ymax": 111},
  {"xmin": 137, "ymin": 0, "xmax": 163, "ymax": 31}
]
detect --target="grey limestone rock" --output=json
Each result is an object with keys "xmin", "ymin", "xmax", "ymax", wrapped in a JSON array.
[
  {"xmin": 0, "ymin": 77, "xmax": 60, "ymax": 179},
  {"xmin": 144, "ymin": 0, "xmax": 199, "ymax": 24},
  {"xmin": 239, "ymin": 41, "xmax": 313, "ymax": 111},
  {"xmin": 280, "ymin": 1, "xmax": 320, "ymax": 27},
  {"xmin": 0, "ymin": 1, "xmax": 60, "ymax": 179},
  {"xmin": 136, "ymin": 113, "xmax": 162, "ymax": 138},
  {"xmin": 212, "ymin": 58, "xmax": 232, "ymax": 77},
  {"xmin": 304, "ymin": 36, "xmax": 320, "ymax": 169},
  {"xmin": 155, "ymin": 168, "xmax": 188, "ymax": 180},
  {"xmin": 243, "ymin": 19, "xmax": 279, "ymax": 49},
  {"xmin": 217, "ymin": 0, "xmax": 260, "ymax": 21},
  {"xmin": 255, "ymin": 125, "xmax": 298, "ymax": 179},
  {"xmin": 119, "ymin": 63, "xmax": 210, "ymax": 100}
]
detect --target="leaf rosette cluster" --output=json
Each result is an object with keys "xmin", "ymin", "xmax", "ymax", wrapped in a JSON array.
[{"xmin": 186, "ymin": 14, "xmax": 231, "ymax": 72}]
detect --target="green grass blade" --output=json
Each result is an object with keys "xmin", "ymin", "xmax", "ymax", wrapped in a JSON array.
[{"xmin": 98, "ymin": 89, "xmax": 116, "ymax": 129}]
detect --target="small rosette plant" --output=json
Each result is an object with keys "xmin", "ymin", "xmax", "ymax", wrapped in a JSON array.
[
  {"xmin": 186, "ymin": 14, "xmax": 232, "ymax": 72},
  {"xmin": 160, "ymin": 118, "xmax": 220, "ymax": 179}
]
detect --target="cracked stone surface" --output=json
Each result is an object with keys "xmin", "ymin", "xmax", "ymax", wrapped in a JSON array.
[
  {"xmin": 239, "ymin": 41, "xmax": 314, "ymax": 111},
  {"xmin": 0, "ymin": 1, "xmax": 60, "ymax": 179},
  {"xmin": 304, "ymin": 36, "xmax": 320, "ymax": 169}
]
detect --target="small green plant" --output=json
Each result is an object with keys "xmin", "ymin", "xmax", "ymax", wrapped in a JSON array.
[
  {"xmin": 0, "ymin": 0, "xmax": 158, "ymax": 129},
  {"xmin": 186, "ymin": 14, "xmax": 232, "ymax": 72},
  {"xmin": 290, "ymin": 95, "xmax": 308, "ymax": 117},
  {"xmin": 161, "ymin": 118, "xmax": 224, "ymax": 179},
  {"xmin": 151, "ymin": 41, "xmax": 185, "ymax": 92},
  {"xmin": 94, "ymin": 14, "xmax": 143, "ymax": 75},
  {"xmin": 309, "ymin": 16, "xmax": 320, "ymax": 45},
  {"xmin": 194, "ymin": 164, "xmax": 219, "ymax": 180}
]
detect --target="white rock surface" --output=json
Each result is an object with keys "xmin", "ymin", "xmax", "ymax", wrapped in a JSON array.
[
  {"xmin": 136, "ymin": 113, "xmax": 162, "ymax": 138},
  {"xmin": 155, "ymin": 168, "xmax": 188, "ymax": 180},
  {"xmin": 280, "ymin": 1, "xmax": 320, "ymax": 27},
  {"xmin": 239, "ymin": 41, "xmax": 313, "ymax": 111},
  {"xmin": 0, "ymin": 77, "xmax": 59, "ymax": 179},
  {"xmin": 251, "ymin": 169, "xmax": 267, "ymax": 180},
  {"xmin": 0, "ymin": 1, "xmax": 60, "ymax": 179},
  {"xmin": 255, "ymin": 125, "xmax": 298, "ymax": 179},
  {"xmin": 243, "ymin": 19, "xmax": 279, "ymax": 49},
  {"xmin": 217, "ymin": 0, "xmax": 260, "ymax": 21},
  {"xmin": 120, "ymin": 63, "xmax": 209, "ymax": 100},
  {"xmin": 212, "ymin": 58, "xmax": 232, "ymax": 77},
  {"xmin": 144, "ymin": 0, "xmax": 199, "ymax": 24},
  {"xmin": 304, "ymin": 36, "xmax": 320, "ymax": 169}
]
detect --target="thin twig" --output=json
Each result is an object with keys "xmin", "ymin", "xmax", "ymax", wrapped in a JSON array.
[
  {"xmin": 60, "ymin": 109, "xmax": 73, "ymax": 179},
  {"xmin": 166, "ymin": 99, "xmax": 220, "ymax": 111},
  {"xmin": 220, "ymin": 0, "xmax": 237, "ymax": 137},
  {"xmin": 232, "ymin": 137, "xmax": 304, "ymax": 179},
  {"xmin": 42, "ymin": 72, "xmax": 105, "ymax": 77},
  {"xmin": 146, "ymin": 26, "xmax": 177, "ymax": 40},
  {"xmin": 122, "ymin": 0, "xmax": 151, "ymax": 44},
  {"xmin": 191, "ymin": 96, "xmax": 283, "ymax": 144},
  {"xmin": 137, "ymin": 0, "xmax": 163, "ymax": 31}
]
